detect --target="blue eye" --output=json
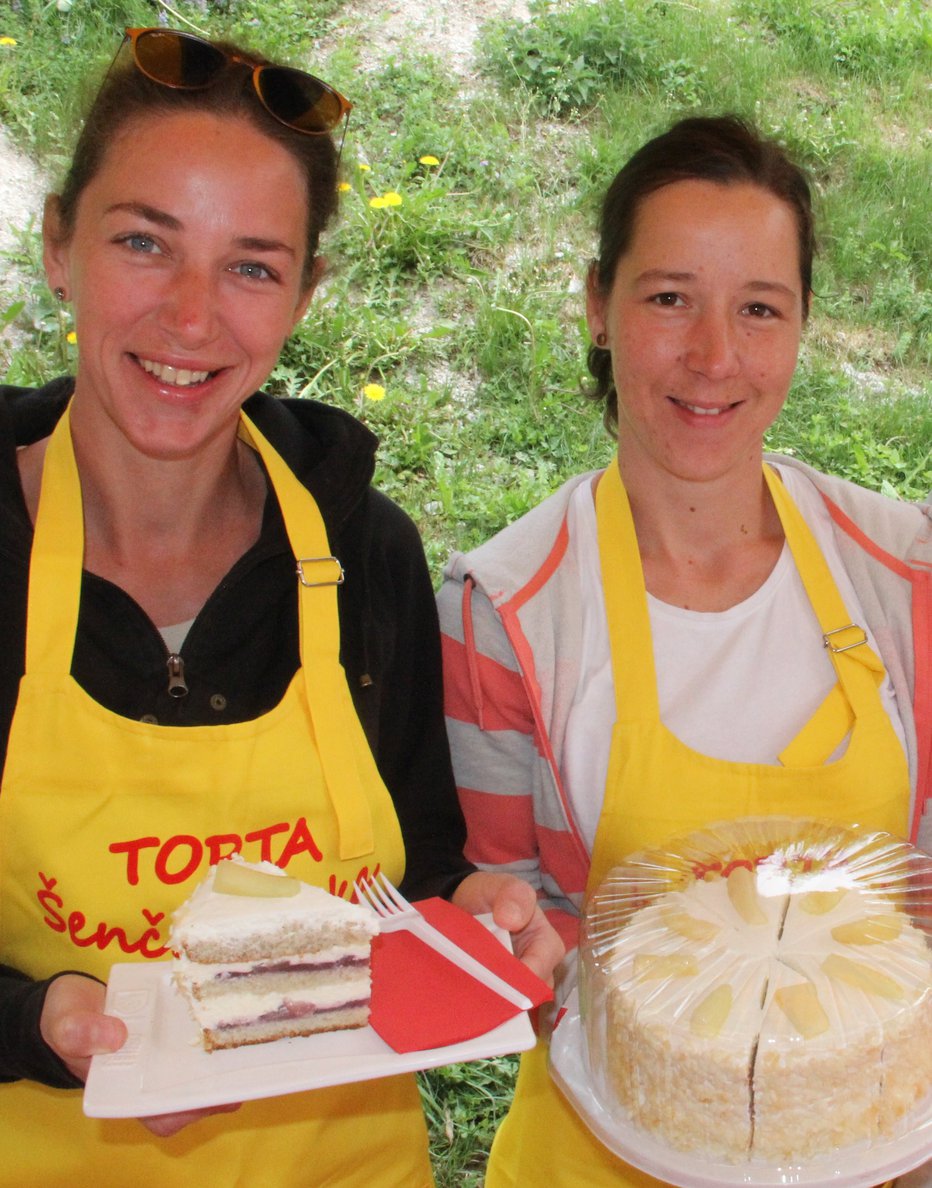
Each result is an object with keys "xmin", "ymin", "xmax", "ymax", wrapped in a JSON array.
[
  {"xmin": 122, "ymin": 233, "xmax": 160, "ymax": 254},
  {"xmin": 234, "ymin": 262, "xmax": 273, "ymax": 281}
]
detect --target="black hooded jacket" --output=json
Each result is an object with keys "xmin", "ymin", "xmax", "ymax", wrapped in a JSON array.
[{"xmin": 0, "ymin": 379, "xmax": 473, "ymax": 1086}]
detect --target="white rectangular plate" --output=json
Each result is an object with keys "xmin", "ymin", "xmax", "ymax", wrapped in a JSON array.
[{"xmin": 84, "ymin": 917, "xmax": 535, "ymax": 1119}]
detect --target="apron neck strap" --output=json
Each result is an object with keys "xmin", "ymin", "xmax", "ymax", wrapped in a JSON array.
[
  {"xmin": 238, "ymin": 413, "xmax": 375, "ymax": 859},
  {"xmin": 26, "ymin": 404, "xmax": 374, "ymax": 861},
  {"xmin": 762, "ymin": 464, "xmax": 885, "ymax": 689},
  {"xmin": 594, "ymin": 458, "xmax": 885, "ymax": 728},
  {"xmin": 25, "ymin": 401, "xmax": 84, "ymax": 675},
  {"xmin": 595, "ymin": 458, "xmax": 660, "ymax": 722}
]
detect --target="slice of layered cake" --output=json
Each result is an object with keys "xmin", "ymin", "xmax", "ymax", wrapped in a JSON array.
[{"xmin": 170, "ymin": 856, "xmax": 379, "ymax": 1051}]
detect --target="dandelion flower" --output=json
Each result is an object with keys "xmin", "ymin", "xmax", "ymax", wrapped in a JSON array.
[
  {"xmin": 357, "ymin": 163, "xmax": 371, "ymax": 172},
  {"xmin": 383, "ymin": 191, "xmax": 403, "ymax": 207},
  {"xmin": 66, "ymin": 331, "xmax": 77, "ymax": 345},
  {"xmin": 369, "ymin": 195, "xmax": 387, "ymax": 209},
  {"xmin": 0, "ymin": 36, "xmax": 17, "ymax": 46},
  {"xmin": 337, "ymin": 181, "xmax": 352, "ymax": 193},
  {"xmin": 419, "ymin": 155, "xmax": 440, "ymax": 166},
  {"xmin": 362, "ymin": 383, "xmax": 386, "ymax": 402}
]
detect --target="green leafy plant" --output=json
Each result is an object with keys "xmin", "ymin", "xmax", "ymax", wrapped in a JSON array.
[{"xmin": 734, "ymin": 0, "xmax": 931, "ymax": 83}]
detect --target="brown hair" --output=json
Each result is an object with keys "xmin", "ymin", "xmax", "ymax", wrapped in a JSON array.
[
  {"xmin": 55, "ymin": 36, "xmax": 340, "ymax": 288},
  {"xmin": 587, "ymin": 114, "xmax": 816, "ymax": 434}
]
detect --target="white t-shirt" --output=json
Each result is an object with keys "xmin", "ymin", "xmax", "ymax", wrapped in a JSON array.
[
  {"xmin": 562, "ymin": 464, "xmax": 907, "ymax": 850},
  {"xmin": 158, "ymin": 618, "xmax": 195, "ymax": 655}
]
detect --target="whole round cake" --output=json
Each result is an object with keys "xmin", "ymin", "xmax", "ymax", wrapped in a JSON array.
[{"xmin": 581, "ymin": 819, "xmax": 932, "ymax": 1163}]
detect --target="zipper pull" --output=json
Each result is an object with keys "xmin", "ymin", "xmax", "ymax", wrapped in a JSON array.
[{"xmin": 166, "ymin": 653, "xmax": 189, "ymax": 699}]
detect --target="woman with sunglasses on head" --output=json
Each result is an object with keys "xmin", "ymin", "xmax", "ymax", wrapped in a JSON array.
[
  {"xmin": 438, "ymin": 114, "xmax": 932, "ymax": 1186},
  {"xmin": 0, "ymin": 27, "xmax": 561, "ymax": 1185}
]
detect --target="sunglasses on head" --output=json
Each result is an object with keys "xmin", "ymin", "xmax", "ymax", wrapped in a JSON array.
[{"xmin": 122, "ymin": 27, "xmax": 352, "ymax": 136}]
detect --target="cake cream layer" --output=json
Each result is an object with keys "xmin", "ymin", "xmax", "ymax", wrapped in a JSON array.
[
  {"xmin": 174, "ymin": 943, "xmax": 371, "ymax": 985},
  {"xmin": 179, "ymin": 963, "xmax": 371, "ymax": 1005},
  {"xmin": 183, "ymin": 974, "xmax": 372, "ymax": 1030}
]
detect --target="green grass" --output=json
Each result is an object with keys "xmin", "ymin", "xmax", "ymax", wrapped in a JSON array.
[
  {"xmin": 1, "ymin": 0, "xmax": 930, "ymax": 1175},
  {"xmin": 418, "ymin": 1056, "xmax": 519, "ymax": 1187}
]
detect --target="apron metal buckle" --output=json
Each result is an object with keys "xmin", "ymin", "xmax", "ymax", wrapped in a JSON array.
[
  {"xmin": 822, "ymin": 624, "xmax": 868, "ymax": 653},
  {"xmin": 296, "ymin": 556, "xmax": 345, "ymax": 587}
]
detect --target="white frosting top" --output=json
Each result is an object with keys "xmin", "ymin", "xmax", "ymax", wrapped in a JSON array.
[
  {"xmin": 170, "ymin": 856, "xmax": 379, "ymax": 947},
  {"xmin": 601, "ymin": 875, "xmax": 932, "ymax": 1047}
]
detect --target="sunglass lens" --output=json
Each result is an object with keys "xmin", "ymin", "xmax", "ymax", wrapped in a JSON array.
[
  {"xmin": 134, "ymin": 30, "xmax": 227, "ymax": 88},
  {"xmin": 257, "ymin": 66, "xmax": 344, "ymax": 132}
]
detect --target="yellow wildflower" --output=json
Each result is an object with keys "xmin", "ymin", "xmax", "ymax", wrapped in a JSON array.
[
  {"xmin": 66, "ymin": 331, "xmax": 77, "ymax": 345},
  {"xmin": 0, "ymin": 37, "xmax": 17, "ymax": 47},
  {"xmin": 357, "ymin": 163, "xmax": 371, "ymax": 172},
  {"xmin": 362, "ymin": 383, "xmax": 386, "ymax": 402},
  {"xmin": 337, "ymin": 181, "xmax": 352, "ymax": 192},
  {"xmin": 419, "ymin": 155, "xmax": 440, "ymax": 166},
  {"xmin": 369, "ymin": 195, "xmax": 387, "ymax": 209},
  {"xmin": 383, "ymin": 191, "xmax": 403, "ymax": 207}
]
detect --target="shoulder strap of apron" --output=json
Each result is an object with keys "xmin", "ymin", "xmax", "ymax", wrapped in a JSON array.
[
  {"xmin": 595, "ymin": 458, "xmax": 660, "ymax": 724},
  {"xmin": 24, "ymin": 402, "xmax": 84, "ymax": 675},
  {"xmin": 239, "ymin": 412, "xmax": 375, "ymax": 859},
  {"xmin": 762, "ymin": 464, "xmax": 887, "ymax": 766}
]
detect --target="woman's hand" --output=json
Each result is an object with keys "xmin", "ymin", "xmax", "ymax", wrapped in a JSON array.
[
  {"xmin": 40, "ymin": 973, "xmax": 126, "ymax": 1084},
  {"xmin": 40, "ymin": 973, "xmax": 242, "ymax": 1136},
  {"xmin": 136, "ymin": 1102, "xmax": 242, "ymax": 1138},
  {"xmin": 452, "ymin": 871, "xmax": 565, "ymax": 985}
]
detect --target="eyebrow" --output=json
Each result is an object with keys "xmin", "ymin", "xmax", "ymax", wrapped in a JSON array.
[
  {"xmin": 104, "ymin": 202, "xmax": 297, "ymax": 257},
  {"xmin": 634, "ymin": 269, "xmax": 695, "ymax": 285},
  {"xmin": 633, "ymin": 269, "xmax": 798, "ymax": 298},
  {"xmin": 105, "ymin": 201, "xmax": 181, "ymax": 230},
  {"xmin": 745, "ymin": 279, "xmax": 799, "ymax": 300}
]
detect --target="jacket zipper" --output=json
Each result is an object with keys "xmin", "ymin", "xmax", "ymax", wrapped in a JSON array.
[{"xmin": 166, "ymin": 653, "xmax": 189, "ymax": 698}]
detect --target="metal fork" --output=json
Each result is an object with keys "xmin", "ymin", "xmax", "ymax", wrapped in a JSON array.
[{"xmin": 354, "ymin": 872, "xmax": 533, "ymax": 1011}]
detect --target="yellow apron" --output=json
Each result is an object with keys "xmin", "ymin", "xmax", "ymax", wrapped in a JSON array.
[
  {"xmin": 0, "ymin": 406, "xmax": 433, "ymax": 1187},
  {"xmin": 486, "ymin": 461, "xmax": 909, "ymax": 1188}
]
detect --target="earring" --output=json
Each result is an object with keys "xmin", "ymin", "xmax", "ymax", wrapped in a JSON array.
[
  {"xmin": 596, "ymin": 332, "xmax": 608, "ymax": 348},
  {"xmin": 54, "ymin": 287, "xmax": 67, "ymax": 302}
]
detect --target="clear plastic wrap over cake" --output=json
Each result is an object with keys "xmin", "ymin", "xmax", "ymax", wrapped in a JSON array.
[{"xmin": 576, "ymin": 817, "xmax": 932, "ymax": 1167}]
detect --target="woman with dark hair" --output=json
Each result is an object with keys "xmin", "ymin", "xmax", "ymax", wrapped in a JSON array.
[
  {"xmin": 0, "ymin": 27, "xmax": 560, "ymax": 1185},
  {"xmin": 438, "ymin": 115, "xmax": 931, "ymax": 1185}
]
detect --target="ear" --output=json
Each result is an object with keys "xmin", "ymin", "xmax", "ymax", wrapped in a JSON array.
[
  {"xmin": 42, "ymin": 194, "xmax": 70, "ymax": 296},
  {"xmin": 291, "ymin": 255, "xmax": 327, "ymax": 329},
  {"xmin": 585, "ymin": 260, "xmax": 608, "ymax": 345}
]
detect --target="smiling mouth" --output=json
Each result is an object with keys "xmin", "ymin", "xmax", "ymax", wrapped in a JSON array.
[
  {"xmin": 671, "ymin": 398, "xmax": 740, "ymax": 416},
  {"xmin": 137, "ymin": 356, "xmax": 214, "ymax": 387}
]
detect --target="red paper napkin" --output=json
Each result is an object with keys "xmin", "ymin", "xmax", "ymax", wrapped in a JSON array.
[{"xmin": 368, "ymin": 897, "xmax": 553, "ymax": 1053}]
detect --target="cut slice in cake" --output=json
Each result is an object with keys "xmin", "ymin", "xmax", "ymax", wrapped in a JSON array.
[{"xmin": 170, "ymin": 856, "xmax": 379, "ymax": 1051}]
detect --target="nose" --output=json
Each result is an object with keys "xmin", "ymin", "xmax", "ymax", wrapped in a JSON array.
[
  {"xmin": 157, "ymin": 266, "xmax": 218, "ymax": 347},
  {"xmin": 683, "ymin": 309, "xmax": 740, "ymax": 380}
]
